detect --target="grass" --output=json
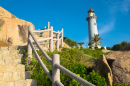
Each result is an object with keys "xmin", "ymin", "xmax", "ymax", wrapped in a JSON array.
[
  {"xmin": 22, "ymin": 47, "xmax": 109, "ymax": 86},
  {"xmin": 21, "ymin": 47, "xmax": 130, "ymax": 86}
]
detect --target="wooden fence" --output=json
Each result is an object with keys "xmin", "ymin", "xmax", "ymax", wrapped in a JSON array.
[{"xmin": 27, "ymin": 23, "xmax": 95, "ymax": 86}]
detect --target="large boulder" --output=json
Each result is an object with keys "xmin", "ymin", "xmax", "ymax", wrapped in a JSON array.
[
  {"xmin": 0, "ymin": 6, "xmax": 35, "ymax": 46},
  {"xmin": 94, "ymin": 54, "xmax": 113, "ymax": 86},
  {"xmin": 105, "ymin": 51, "xmax": 130, "ymax": 84}
]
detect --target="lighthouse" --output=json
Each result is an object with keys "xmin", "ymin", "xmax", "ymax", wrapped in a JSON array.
[{"xmin": 86, "ymin": 8, "xmax": 98, "ymax": 47}]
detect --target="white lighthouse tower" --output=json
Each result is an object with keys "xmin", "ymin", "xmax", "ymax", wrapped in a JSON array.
[{"xmin": 86, "ymin": 8, "xmax": 99, "ymax": 47}]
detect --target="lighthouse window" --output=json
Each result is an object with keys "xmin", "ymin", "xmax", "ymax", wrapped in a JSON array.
[{"xmin": 94, "ymin": 23, "xmax": 96, "ymax": 25}]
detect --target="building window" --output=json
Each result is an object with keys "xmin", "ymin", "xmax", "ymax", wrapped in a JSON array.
[{"xmin": 94, "ymin": 23, "xmax": 96, "ymax": 25}]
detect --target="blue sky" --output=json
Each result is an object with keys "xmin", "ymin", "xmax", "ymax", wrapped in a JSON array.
[{"xmin": 1, "ymin": 0, "xmax": 130, "ymax": 48}]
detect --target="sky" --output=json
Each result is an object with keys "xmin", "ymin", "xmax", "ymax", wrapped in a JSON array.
[{"xmin": 1, "ymin": 0, "xmax": 130, "ymax": 48}]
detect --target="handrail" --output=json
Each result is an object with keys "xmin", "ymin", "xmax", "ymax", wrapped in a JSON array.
[
  {"xmin": 53, "ymin": 31, "xmax": 59, "ymax": 33},
  {"xmin": 29, "ymin": 39, "xmax": 52, "ymax": 81},
  {"xmin": 55, "ymin": 64, "xmax": 95, "ymax": 86},
  {"xmin": 59, "ymin": 31, "xmax": 61, "ymax": 34},
  {"xmin": 56, "ymin": 81, "xmax": 64, "ymax": 86},
  {"xmin": 53, "ymin": 39, "xmax": 59, "ymax": 41},
  {"xmin": 32, "ymin": 37, "xmax": 52, "ymax": 42},
  {"xmin": 33, "ymin": 29, "xmax": 51, "ymax": 32},
  {"xmin": 59, "ymin": 37, "xmax": 62, "ymax": 40},
  {"xmin": 29, "ymin": 28, "xmax": 52, "ymax": 65},
  {"xmin": 28, "ymin": 23, "xmax": 95, "ymax": 86}
]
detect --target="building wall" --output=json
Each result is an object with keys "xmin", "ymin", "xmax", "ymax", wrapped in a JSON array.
[{"xmin": 88, "ymin": 16, "xmax": 98, "ymax": 46}]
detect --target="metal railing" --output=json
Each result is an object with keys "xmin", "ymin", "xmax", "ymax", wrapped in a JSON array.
[{"xmin": 27, "ymin": 23, "xmax": 95, "ymax": 86}]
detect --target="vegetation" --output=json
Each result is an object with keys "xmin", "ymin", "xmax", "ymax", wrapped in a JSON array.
[
  {"xmin": 64, "ymin": 37, "xmax": 78, "ymax": 48},
  {"xmin": 111, "ymin": 41, "xmax": 128, "ymax": 51},
  {"xmin": 22, "ymin": 48, "xmax": 108, "ymax": 86},
  {"xmin": 21, "ymin": 47, "xmax": 129, "ymax": 86},
  {"xmin": 88, "ymin": 40, "xmax": 93, "ymax": 48},
  {"xmin": 91, "ymin": 34, "xmax": 103, "ymax": 47},
  {"xmin": 106, "ymin": 47, "xmax": 111, "ymax": 50}
]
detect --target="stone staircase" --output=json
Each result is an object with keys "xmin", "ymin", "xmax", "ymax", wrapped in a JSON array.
[{"xmin": 0, "ymin": 46, "xmax": 37, "ymax": 86}]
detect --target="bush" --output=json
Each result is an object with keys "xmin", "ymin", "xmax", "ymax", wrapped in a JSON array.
[
  {"xmin": 94, "ymin": 46, "xmax": 98, "ymax": 50},
  {"xmin": 101, "ymin": 47, "xmax": 105, "ymax": 50},
  {"xmin": 22, "ymin": 48, "xmax": 107, "ymax": 85},
  {"xmin": 121, "ymin": 41, "xmax": 127, "ymax": 46},
  {"xmin": 84, "ymin": 70, "xmax": 107, "ymax": 86},
  {"xmin": 106, "ymin": 47, "xmax": 111, "ymax": 50},
  {"xmin": 111, "ymin": 41, "xmax": 128, "ymax": 51},
  {"xmin": 22, "ymin": 48, "xmax": 130, "ymax": 86},
  {"xmin": 112, "ymin": 44, "xmax": 122, "ymax": 51},
  {"xmin": 83, "ymin": 48, "xmax": 105, "ymax": 59},
  {"xmin": 64, "ymin": 37, "xmax": 78, "ymax": 48}
]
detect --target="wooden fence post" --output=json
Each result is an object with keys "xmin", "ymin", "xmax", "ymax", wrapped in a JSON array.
[
  {"xmin": 27, "ymin": 25, "xmax": 33, "ymax": 58},
  {"xmin": 56, "ymin": 31, "xmax": 59, "ymax": 51},
  {"xmin": 52, "ymin": 54, "xmax": 60, "ymax": 86},
  {"xmin": 61, "ymin": 28, "xmax": 63, "ymax": 47},
  {"xmin": 47, "ymin": 22, "xmax": 50, "ymax": 29},
  {"xmin": 50, "ymin": 26, "xmax": 53, "ymax": 52}
]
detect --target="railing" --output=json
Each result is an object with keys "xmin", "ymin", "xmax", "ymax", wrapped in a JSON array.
[
  {"xmin": 28, "ymin": 22, "xmax": 63, "ymax": 58},
  {"xmin": 27, "ymin": 23, "xmax": 95, "ymax": 86}
]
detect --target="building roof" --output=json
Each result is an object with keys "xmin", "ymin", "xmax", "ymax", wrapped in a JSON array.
[{"xmin": 88, "ymin": 8, "xmax": 94, "ymax": 13}]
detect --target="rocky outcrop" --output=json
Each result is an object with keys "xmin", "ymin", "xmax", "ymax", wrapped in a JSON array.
[
  {"xmin": 105, "ymin": 51, "xmax": 130, "ymax": 85},
  {"xmin": 0, "ymin": 6, "xmax": 35, "ymax": 46},
  {"xmin": 94, "ymin": 54, "xmax": 113, "ymax": 86},
  {"xmin": 0, "ymin": 6, "xmax": 70, "ymax": 50}
]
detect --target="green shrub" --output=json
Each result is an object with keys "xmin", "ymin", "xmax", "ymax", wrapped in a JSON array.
[
  {"xmin": 106, "ymin": 47, "xmax": 111, "ymax": 50},
  {"xmin": 112, "ymin": 44, "xmax": 122, "ymax": 51},
  {"xmin": 64, "ymin": 37, "xmax": 78, "ymax": 48},
  {"xmin": 22, "ymin": 48, "xmax": 130, "ymax": 86},
  {"xmin": 83, "ymin": 48, "xmax": 105, "ymax": 59},
  {"xmin": 94, "ymin": 46, "xmax": 98, "ymax": 50},
  {"xmin": 22, "ymin": 48, "xmax": 107, "ymax": 86},
  {"xmin": 101, "ymin": 46, "xmax": 105, "ymax": 50},
  {"xmin": 121, "ymin": 41, "xmax": 127, "ymax": 46},
  {"xmin": 111, "ymin": 41, "xmax": 128, "ymax": 51}
]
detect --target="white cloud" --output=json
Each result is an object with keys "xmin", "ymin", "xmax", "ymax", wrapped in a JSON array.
[
  {"xmin": 121, "ymin": 0, "xmax": 130, "ymax": 14},
  {"xmin": 99, "ymin": 19, "xmax": 115, "ymax": 34},
  {"xmin": 109, "ymin": 0, "xmax": 130, "ymax": 15}
]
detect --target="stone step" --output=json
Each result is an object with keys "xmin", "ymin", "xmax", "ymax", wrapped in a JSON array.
[
  {"xmin": 0, "ymin": 79, "xmax": 37, "ymax": 86},
  {"xmin": 0, "ymin": 47, "xmax": 9, "ymax": 51},
  {"xmin": 26, "ymin": 79, "xmax": 37, "ymax": 86},
  {"xmin": 0, "ymin": 53, "xmax": 23, "ymax": 60},
  {"xmin": 0, "ymin": 64, "xmax": 25, "ymax": 72},
  {"xmin": 0, "ymin": 71, "xmax": 32, "ymax": 82},
  {"xmin": 0, "ymin": 58, "xmax": 21, "ymax": 65},
  {"xmin": 0, "ymin": 72, "xmax": 25, "ymax": 81}
]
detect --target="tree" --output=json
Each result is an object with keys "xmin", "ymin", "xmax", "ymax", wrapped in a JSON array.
[
  {"xmin": 121, "ymin": 41, "xmax": 127, "ymax": 46},
  {"xmin": 112, "ymin": 44, "xmax": 122, "ymax": 51},
  {"xmin": 111, "ymin": 41, "xmax": 128, "ymax": 51},
  {"xmin": 91, "ymin": 34, "xmax": 103, "ymax": 47},
  {"xmin": 63, "ymin": 37, "xmax": 78, "ymax": 48},
  {"xmin": 106, "ymin": 47, "xmax": 111, "ymax": 50}
]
